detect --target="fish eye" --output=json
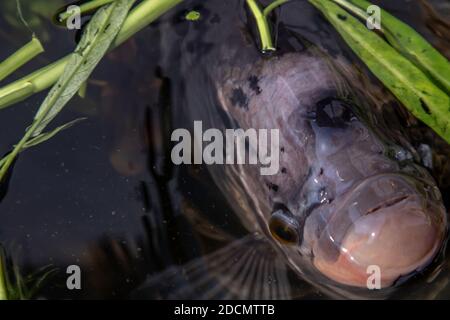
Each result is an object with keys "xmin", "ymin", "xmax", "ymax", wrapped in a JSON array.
[
  {"xmin": 315, "ymin": 98, "xmax": 356, "ymax": 128},
  {"xmin": 269, "ymin": 209, "xmax": 300, "ymax": 245}
]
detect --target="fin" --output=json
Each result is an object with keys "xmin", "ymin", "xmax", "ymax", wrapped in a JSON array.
[{"xmin": 132, "ymin": 234, "xmax": 301, "ymax": 299}]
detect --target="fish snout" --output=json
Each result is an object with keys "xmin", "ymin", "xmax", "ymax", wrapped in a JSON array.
[{"xmin": 310, "ymin": 174, "xmax": 447, "ymax": 288}]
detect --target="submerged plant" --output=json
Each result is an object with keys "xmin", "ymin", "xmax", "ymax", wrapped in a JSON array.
[{"xmin": 0, "ymin": 246, "xmax": 56, "ymax": 300}]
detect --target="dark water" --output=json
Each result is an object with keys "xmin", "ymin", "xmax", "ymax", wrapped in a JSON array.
[{"xmin": 0, "ymin": 0, "xmax": 449, "ymax": 299}]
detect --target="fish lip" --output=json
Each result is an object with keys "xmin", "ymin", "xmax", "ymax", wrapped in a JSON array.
[
  {"xmin": 364, "ymin": 194, "xmax": 411, "ymax": 216},
  {"xmin": 303, "ymin": 171, "xmax": 445, "ymax": 261},
  {"xmin": 305, "ymin": 172, "xmax": 426, "ymax": 222},
  {"xmin": 328, "ymin": 172, "xmax": 437, "ymax": 212},
  {"xmin": 342, "ymin": 172, "xmax": 424, "ymax": 195}
]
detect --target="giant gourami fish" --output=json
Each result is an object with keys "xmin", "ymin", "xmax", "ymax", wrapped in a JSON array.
[{"xmin": 137, "ymin": 0, "xmax": 449, "ymax": 299}]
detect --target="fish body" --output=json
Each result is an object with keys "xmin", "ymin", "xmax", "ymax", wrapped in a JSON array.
[
  {"xmin": 208, "ymin": 33, "xmax": 447, "ymax": 288},
  {"xmin": 141, "ymin": 0, "xmax": 449, "ymax": 299}
]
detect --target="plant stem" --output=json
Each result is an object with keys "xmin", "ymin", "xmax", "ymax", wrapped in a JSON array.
[
  {"xmin": 0, "ymin": 0, "xmax": 136, "ymax": 182},
  {"xmin": 0, "ymin": 249, "xmax": 7, "ymax": 300},
  {"xmin": 247, "ymin": 0, "xmax": 290, "ymax": 52},
  {"xmin": 246, "ymin": 0, "xmax": 275, "ymax": 52},
  {"xmin": 0, "ymin": 119, "xmax": 34, "ymax": 181},
  {"xmin": 56, "ymin": 0, "xmax": 117, "ymax": 25},
  {"xmin": 0, "ymin": 0, "xmax": 183, "ymax": 110},
  {"xmin": 263, "ymin": 0, "xmax": 289, "ymax": 17},
  {"xmin": 0, "ymin": 37, "xmax": 44, "ymax": 82},
  {"xmin": 114, "ymin": 0, "xmax": 182, "ymax": 45}
]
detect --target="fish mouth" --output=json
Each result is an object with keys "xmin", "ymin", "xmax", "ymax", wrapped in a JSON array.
[
  {"xmin": 364, "ymin": 194, "xmax": 410, "ymax": 215},
  {"xmin": 305, "ymin": 173, "xmax": 447, "ymax": 288}
]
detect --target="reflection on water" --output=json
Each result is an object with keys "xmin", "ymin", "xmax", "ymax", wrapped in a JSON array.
[{"xmin": 0, "ymin": 0, "xmax": 449, "ymax": 299}]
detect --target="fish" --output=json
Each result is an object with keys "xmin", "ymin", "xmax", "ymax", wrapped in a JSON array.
[{"xmin": 136, "ymin": 0, "xmax": 449, "ymax": 299}]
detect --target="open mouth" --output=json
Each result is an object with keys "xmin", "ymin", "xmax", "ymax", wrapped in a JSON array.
[{"xmin": 307, "ymin": 174, "xmax": 447, "ymax": 288}]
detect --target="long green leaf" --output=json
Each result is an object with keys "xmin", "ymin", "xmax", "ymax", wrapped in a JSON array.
[
  {"xmin": 33, "ymin": 0, "xmax": 135, "ymax": 135},
  {"xmin": 344, "ymin": 0, "xmax": 450, "ymax": 94},
  {"xmin": 23, "ymin": 118, "xmax": 87, "ymax": 149},
  {"xmin": 0, "ymin": 0, "xmax": 135, "ymax": 182},
  {"xmin": 309, "ymin": 0, "xmax": 450, "ymax": 143},
  {"xmin": 0, "ymin": 118, "xmax": 86, "ymax": 170}
]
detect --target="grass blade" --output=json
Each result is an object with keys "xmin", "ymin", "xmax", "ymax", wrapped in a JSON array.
[
  {"xmin": 309, "ymin": 0, "xmax": 450, "ymax": 143},
  {"xmin": 23, "ymin": 118, "xmax": 87, "ymax": 149},
  {"xmin": 33, "ymin": 0, "xmax": 135, "ymax": 134}
]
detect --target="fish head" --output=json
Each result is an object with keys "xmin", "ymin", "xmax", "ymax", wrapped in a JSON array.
[
  {"xmin": 302, "ymin": 172, "xmax": 447, "ymax": 288},
  {"xmin": 267, "ymin": 97, "xmax": 447, "ymax": 289}
]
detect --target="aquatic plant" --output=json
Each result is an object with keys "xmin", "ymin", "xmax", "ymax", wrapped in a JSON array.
[
  {"xmin": 54, "ymin": 0, "xmax": 118, "ymax": 25},
  {"xmin": 0, "ymin": 246, "xmax": 56, "ymax": 300},
  {"xmin": 246, "ymin": 0, "xmax": 290, "ymax": 52},
  {"xmin": 0, "ymin": 0, "xmax": 182, "ymax": 183},
  {"xmin": 338, "ymin": 0, "xmax": 450, "ymax": 95},
  {"xmin": 0, "ymin": 0, "xmax": 136, "ymax": 182},
  {"xmin": 0, "ymin": 0, "xmax": 184, "ymax": 299},
  {"xmin": 309, "ymin": 0, "xmax": 450, "ymax": 143},
  {"xmin": 0, "ymin": 37, "xmax": 44, "ymax": 82},
  {"xmin": 0, "ymin": 0, "xmax": 183, "ymax": 111}
]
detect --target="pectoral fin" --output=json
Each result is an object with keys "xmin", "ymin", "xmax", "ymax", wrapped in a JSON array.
[{"xmin": 132, "ymin": 234, "xmax": 309, "ymax": 299}]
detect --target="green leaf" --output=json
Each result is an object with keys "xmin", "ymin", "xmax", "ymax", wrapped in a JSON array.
[
  {"xmin": 309, "ymin": 0, "xmax": 450, "ymax": 144},
  {"xmin": 0, "ymin": 119, "xmax": 85, "ymax": 170},
  {"xmin": 33, "ymin": 0, "xmax": 135, "ymax": 135},
  {"xmin": 0, "ymin": 0, "xmax": 135, "ymax": 183},
  {"xmin": 0, "ymin": 246, "xmax": 56, "ymax": 300},
  {"xmin": 344, "ymin": 0, "xmax": 450, "ymax": 95},
  {"xmin": 23, "ymin": 118, "xmax": 87, "ymax": 149}
]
